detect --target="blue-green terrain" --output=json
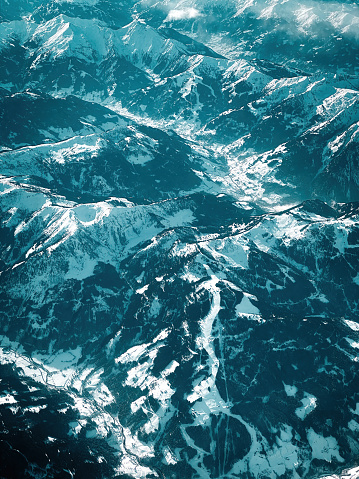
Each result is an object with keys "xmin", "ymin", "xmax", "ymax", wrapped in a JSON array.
[{"xmin": 1, "ymin": 1, "xmax": 359, "ymax": 477}]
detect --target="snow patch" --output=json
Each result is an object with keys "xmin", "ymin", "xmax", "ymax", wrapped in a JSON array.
[
  {"xmin": 163, "ymin": 446, "xmax": 178, "ymax": 465},
  {"xmin": 283, "ymin": 383, "xmax": 298, "ymax": 397},
  {"xmin": 295, "ymin": 393, "xmax": 317, "ymax": 420},
  {"xmin": 344, "ymin": 319, "xmax": 359, "ymax": 331},
  {"xmin": 307, "ymin": 428, "xmax": 344, "ymax": 463},
  {"xmin": 163, "ymin": 209, "xmax": 195, "ymax": 228},
  {"xmin": 236, "ymin": 293, "xmax": 261, "ymax": 319},
  {"xmin": 136, "ymin": 284, "xmax": 149, "ymax": 295},
  {"xmin": 131, "ymin": 395, "xmax": 147, "ymax": 414},
  {"xmin": 346, "ymin": 338, "xmax": 359, "ymax": 350},
  {"xmin": 0, "ymin": 394, "xmax": 17, "ymax": 405},
  {"xmin": 64, "ymin": 257, "xmax": 98, "ymax": 281}
]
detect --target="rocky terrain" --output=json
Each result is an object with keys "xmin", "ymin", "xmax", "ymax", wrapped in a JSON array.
[{"xmin": 1, "ymin": 0, "xmax": 359, "ymax": 477}]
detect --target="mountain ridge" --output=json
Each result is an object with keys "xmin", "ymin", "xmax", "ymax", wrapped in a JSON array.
[{"xmin": 1, "ymin": 1, "xmax": 359, "ymax": 478}]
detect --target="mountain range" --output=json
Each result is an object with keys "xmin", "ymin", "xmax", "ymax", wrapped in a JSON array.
[{"xmin": 1, "ymin": 0, "xmax": 359, "ymax": 477}]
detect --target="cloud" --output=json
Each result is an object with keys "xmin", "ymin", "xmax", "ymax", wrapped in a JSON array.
[{"xmin": 165, "ymin": 7, "xmax": 200, "ymax": 21}]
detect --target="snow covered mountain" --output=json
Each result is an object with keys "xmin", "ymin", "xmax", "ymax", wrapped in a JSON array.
[{"xmin": 1, "ymin": 0, "xmax": 359, "ymax": 478}]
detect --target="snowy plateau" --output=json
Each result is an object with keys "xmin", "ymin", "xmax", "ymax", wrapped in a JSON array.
[{"xmin": 0, "ymin": 0, "xmax": 359, "ymax": 478}]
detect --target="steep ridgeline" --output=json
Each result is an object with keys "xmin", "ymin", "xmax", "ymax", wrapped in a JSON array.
[{"xmin": 1, "ymin": 1, "xmax": 359, "ymax": 478}]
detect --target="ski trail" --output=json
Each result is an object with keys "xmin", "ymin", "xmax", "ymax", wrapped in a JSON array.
[
  {"xmin": 187, "ymin": 265, "xmax": 227, "ymax": 411},
  {"xmin": 183, "ymin": 267, "xmax": 273, "ymax": 478},
  {"xmin": 183, "ymin": 265, "xmax": 232, "ymax": 477}
]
